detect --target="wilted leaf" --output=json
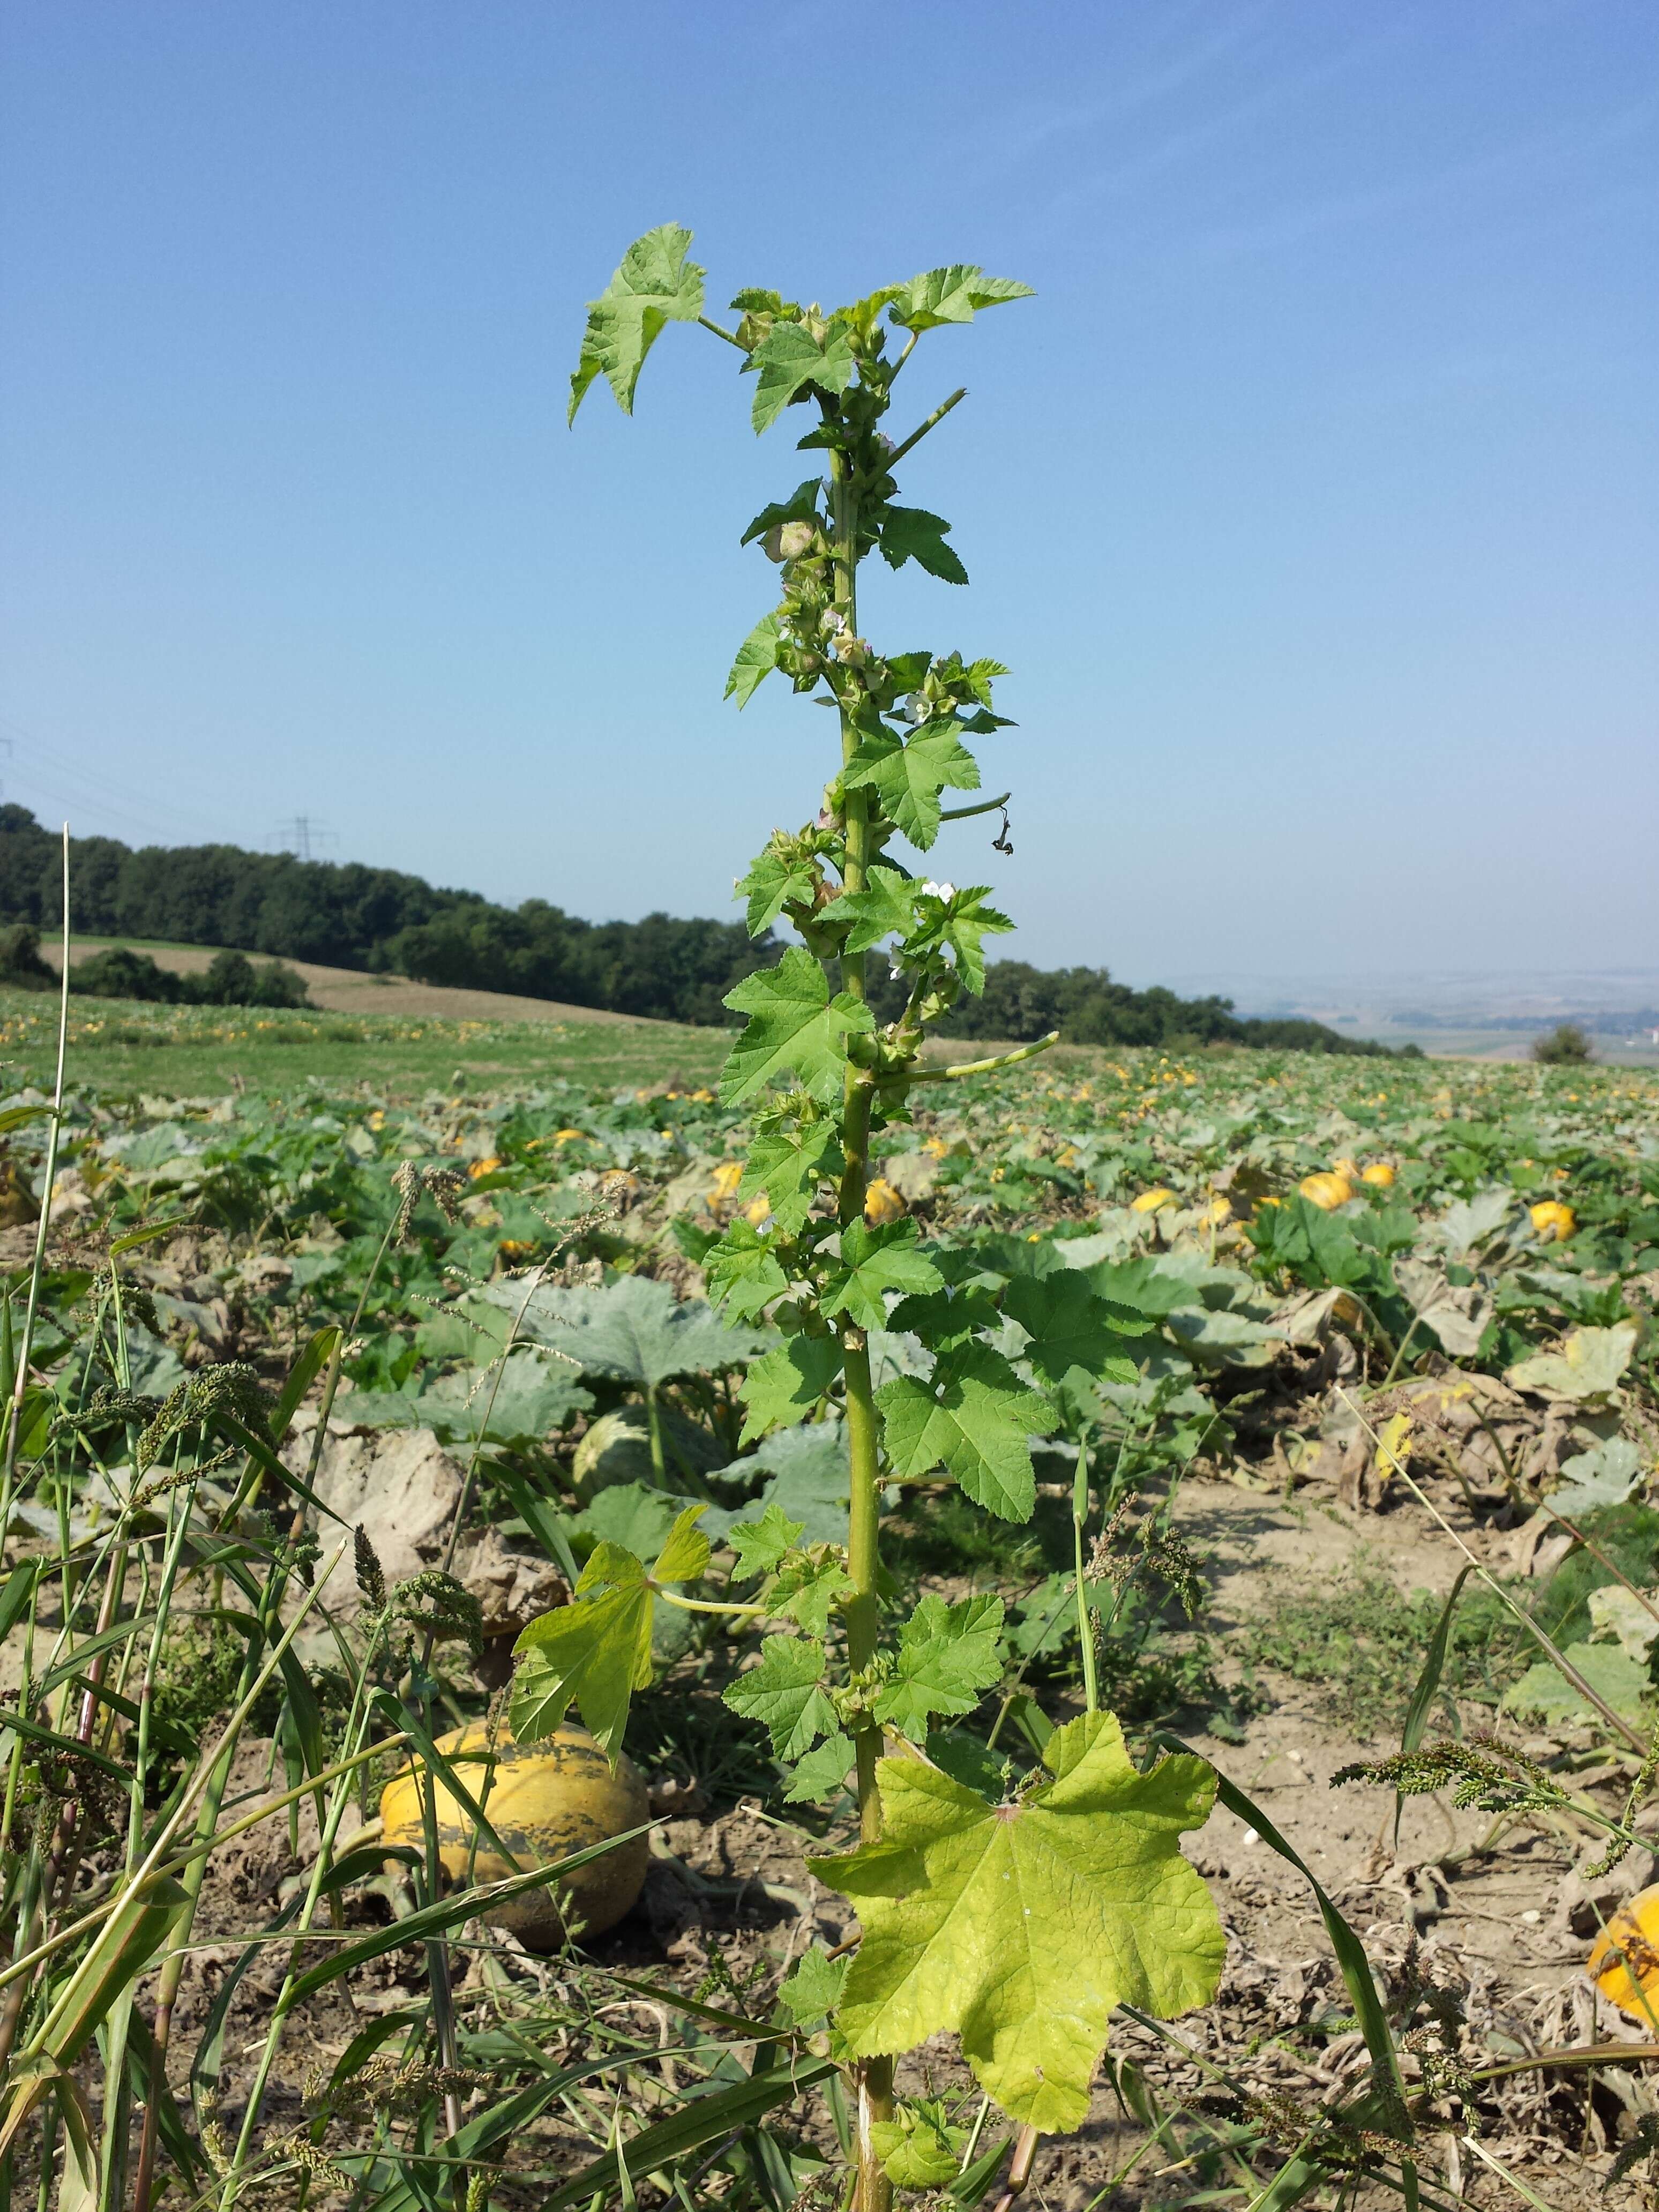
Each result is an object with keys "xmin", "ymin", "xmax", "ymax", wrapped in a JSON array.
[
  {"xmin": 1507, "ymin": 1324, "xmax": 1638, "ymax": 1405},
  {"xmin": 1504, "ymin": 1640, "xmax": 1653, "ymax": 1725},
  {"xmin": 1550, "ymin": 1437, "xmax": 1644, "ymax": 1518},
  {"xmin": 1394, "ymin": 1257, "xmax": 1494, "ymax": 1360}
]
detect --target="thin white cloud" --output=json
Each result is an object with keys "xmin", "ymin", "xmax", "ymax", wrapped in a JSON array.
[
  {"xmin": 1038, "ymin": 14, "xmax": 1419, "ymax": 220},
  {"xmin": 985, "ymin": 0, "xmax": 1281, "ymax": 170},
  {"xmin": 1200, "ymin": 88, "xmax": 1659, "ymax": 255}
]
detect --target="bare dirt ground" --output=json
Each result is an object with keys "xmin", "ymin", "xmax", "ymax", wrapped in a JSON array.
[{"xmin": 166, "ymin": 1473, "xmax": 1648, "ymax": 2211}]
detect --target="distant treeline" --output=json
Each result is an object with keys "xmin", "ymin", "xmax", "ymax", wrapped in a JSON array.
[
  {"xmin": 0, "ymin": 806, "xmax": 765, "ymax": 1026},
  {"xmin": 880, "ymin": 963, "xmax": 1402, "ymax": 1056},
  {"xmin": 0, "ymin": 806, "xmax": 1393, "ymax": 1053},
  {"xmin": 0, "ymin": 924, "xmax": 310, "ymax": 1010}
]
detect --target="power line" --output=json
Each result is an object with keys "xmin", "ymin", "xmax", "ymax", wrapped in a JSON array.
[{"xmin": 0, "ymin": 715, "xmax": 247, "ymax": 845}]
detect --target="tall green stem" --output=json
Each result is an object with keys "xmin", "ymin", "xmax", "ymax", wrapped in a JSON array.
[
  {"xmin": 1073, "ymin": 1444, "xmax": 1098, "ymax": 1715},
  {"xmin": 828, "ymin": 430, "xmax": 896, "ymax": 2212}
]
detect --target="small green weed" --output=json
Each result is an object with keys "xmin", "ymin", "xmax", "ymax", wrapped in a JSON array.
[{"xmin": 1236, "ymin": 1561, "xmax": 1527, "ymax": 1738}]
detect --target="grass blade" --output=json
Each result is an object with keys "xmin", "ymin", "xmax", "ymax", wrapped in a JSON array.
[
  {"xmin": 0, "ymin": 1560, "xmax": 38, "ymax": 1645},
  {"xmin": 31, "ymin": 1877, "xmax": 186, "ymax": 2068},
  {"xmin": 285, "ymin": 1825, "xmax": 654, "ymax": 2005},
  {"xmin": 373, "ymin": 1692, "xmax": 525, "ymax": 1873},
  {"xmin": 490, "ymin": 1461, "xmax": 581, "ymax": 1584},
  {"xmin": 270, "ymin": 1325, "xmax": 341, "ymax": 1445},
  {"xmin": 1402, "ymin": 1564, "xmax": 1473, "ymax": 1758},
  {"xmin": 542, "ymin": 2057, "xmax": 839, "ymax": 2209},
  {"xmin": 1154, "ymin": 1732, "xmax": 1410, "ymax": 2138}
]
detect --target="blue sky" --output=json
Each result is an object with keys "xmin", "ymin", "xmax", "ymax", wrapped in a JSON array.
[{"xmin": 2, "ymin": 2, "xmax": 1654, "ymax": 983}]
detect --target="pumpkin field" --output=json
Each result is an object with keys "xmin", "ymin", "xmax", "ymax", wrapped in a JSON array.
[
  {"xmin": 3, "ymin": 225, "xmax": 1659, "ymax": 2212},
  {"xmin": 5, "ymin": 1002, "xmax": 1659, "ymax": 2211}
]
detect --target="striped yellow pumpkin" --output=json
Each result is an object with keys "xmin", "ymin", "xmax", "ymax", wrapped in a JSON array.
[{"xmin": 380, "ymin": 1720, "xmax": 649, "ymax": 1951}]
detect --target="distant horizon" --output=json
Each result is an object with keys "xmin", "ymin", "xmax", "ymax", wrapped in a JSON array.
[{"xmin": 10, "ymin": 798, "xmax": 1659, "ymax": 1032}]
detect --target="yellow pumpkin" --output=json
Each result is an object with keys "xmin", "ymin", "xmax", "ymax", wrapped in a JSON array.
[
  {"xmin": 1299, "ymin": 1172, "xmax": 1354, "ymax": 1211},
  {"xmin": 743, "ymin": 1192, "xmax": 773, "ymax": 1227},
  {"xmin": 864, "ymin": 1178, "xmax": 906, "ymax": 1225},
  {"xmin": 1361, "ymin": 1162, "xmax": 1396, "ymax": 1187},
  {"xmin": 1530, "ymin": 1199, "xmax": 1575, "ymax": 1242},
  {"xmin": 379, "ymin": 1719, "xmax": 649, "ymax": 1951},
  {"xmin": 1130, "ymin": 1187, "xmax": 1177, "ymax": 1214},
  {"xmin": 708, "ymin": 1161, "xmax": 743, "ymax": 1205},
  {"xmin": 1332, "ymin": 1157, "xmax": 1361, "ymax": 1180},
  {"xmin": 1587, "ymin": 1884, "xmax": 1659, "ymax": 2019}
]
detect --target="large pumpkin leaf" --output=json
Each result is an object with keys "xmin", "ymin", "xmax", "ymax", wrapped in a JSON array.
[
  {"xmin": 707, "ymin": 1421, "xmax": 851, "ymax": 1543},
  {"xmin": 1550, "ymin": 1437, "xmax": 1643, "ymax": 1519},
  {"xmin": 414, "ymin": 1348, "xmax": 591, "ymax": 1443},
  {"xmin": 813, "ymin": 1712, "xmax": 1222, "ymax": 2131},
  {"xmin": 1504, "ymin": 1639, "xmax": 1653, "ymax": 1725},
  {"xmin": 497, "ymin": 1275, "xmax": 766, "ymax": 1389}
]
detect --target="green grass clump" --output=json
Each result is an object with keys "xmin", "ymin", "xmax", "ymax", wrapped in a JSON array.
[
  {"xmin": 0, "ymin": 984, "xmax": 729, "ymax": 1099},
  {"xmin": 1236, "ymin": 1561, "xmax": 1528, "ymax": 1738}
]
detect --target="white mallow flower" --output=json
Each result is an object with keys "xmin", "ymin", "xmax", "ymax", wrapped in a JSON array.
[{"xmin": 919, "ymin": 880, "xmax": 956, "ymax": 902}]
